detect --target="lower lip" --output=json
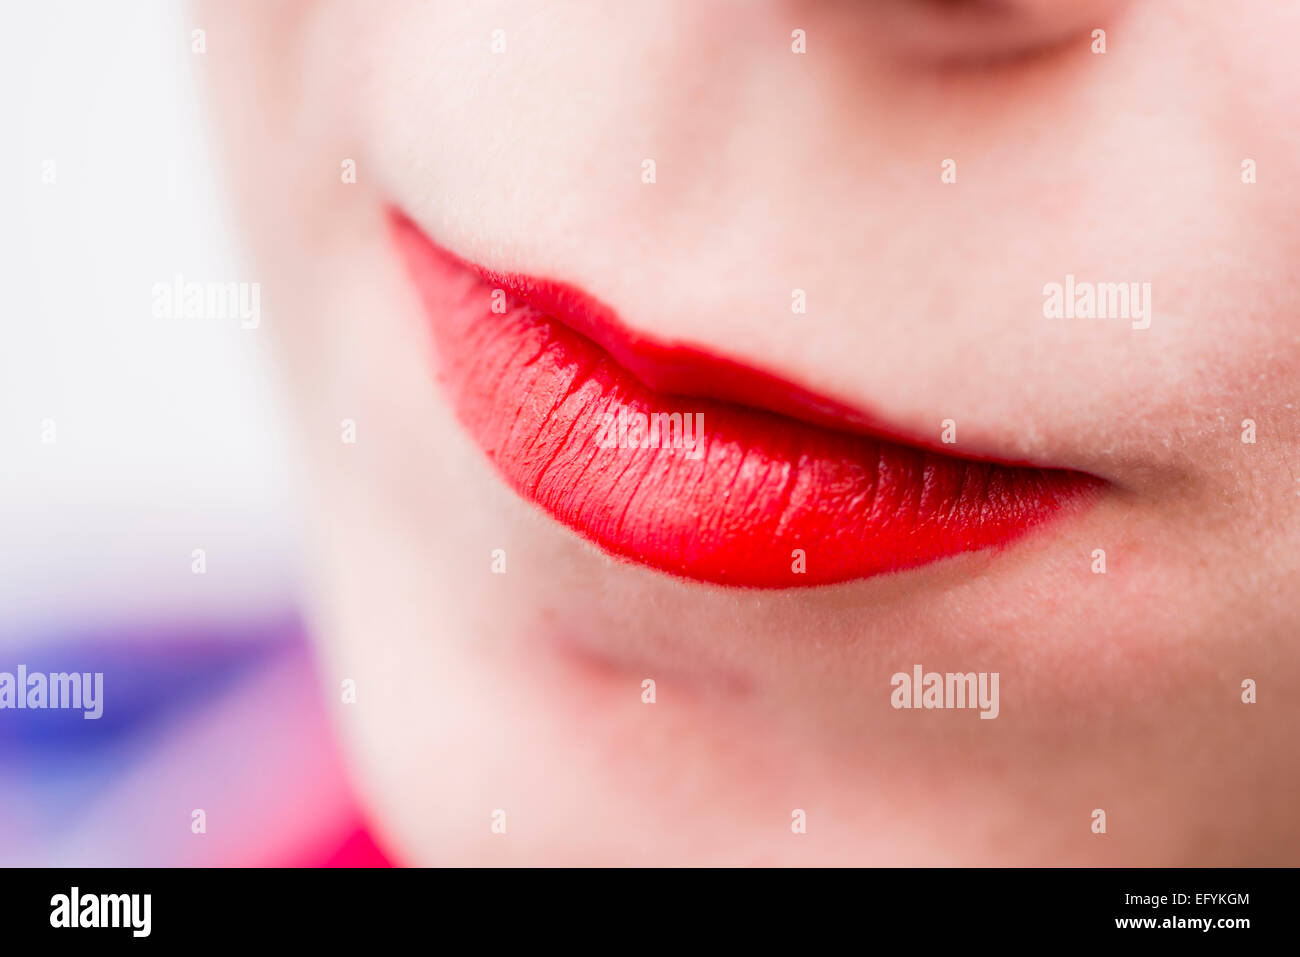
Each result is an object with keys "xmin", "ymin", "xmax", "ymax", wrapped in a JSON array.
[{"xmin": 392, "ymin": 211, "xmax": 1101, "ymax": 588}]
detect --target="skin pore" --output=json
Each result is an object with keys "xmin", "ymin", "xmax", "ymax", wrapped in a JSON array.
[{"xmin": 199, "ymin": 0, "xmax": 1300, "ymax": 864}]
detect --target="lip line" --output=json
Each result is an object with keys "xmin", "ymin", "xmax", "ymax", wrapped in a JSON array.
[
  {"xmin": 393, "ymin": 207, "xmax": 1105, "ymax": 588},
  {"xmin": 462, "ymin": 250, "xmax": 1081, "ymax": 473}
]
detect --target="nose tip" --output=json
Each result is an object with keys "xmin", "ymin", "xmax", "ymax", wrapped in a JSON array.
[{"xmin": 882, "ymin": 0, "xmax": 1130, "ymax": 63}]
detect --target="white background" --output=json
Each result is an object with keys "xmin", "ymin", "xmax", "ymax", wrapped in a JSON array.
[{"xmin": 0, "ymin": 2, "xmax": 297, "ymax": 643}]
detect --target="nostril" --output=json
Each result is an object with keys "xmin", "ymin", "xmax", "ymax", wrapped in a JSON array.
[{"xmin": 878, "ymin": 0, "xmax": 1129, "ymax": 65}]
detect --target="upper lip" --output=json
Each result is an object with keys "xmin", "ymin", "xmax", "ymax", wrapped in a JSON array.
[
  {"xmin": 473, "ymin": 258, "xmax": 1060, "ymax": 469},
  {"xmin": 392, "ymin": 208, "xmax": 1104, "ymax": 588}
]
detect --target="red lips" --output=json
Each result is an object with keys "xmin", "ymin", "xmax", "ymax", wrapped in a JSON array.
[{"xmin": 393, "ymin": 211, "xmax": 1101, "ymax": 587}]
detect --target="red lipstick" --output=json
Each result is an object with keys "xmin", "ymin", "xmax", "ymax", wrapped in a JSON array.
[{"xmin": 392, "ymin": 211, "xmax": 1101, "ymax": 588}]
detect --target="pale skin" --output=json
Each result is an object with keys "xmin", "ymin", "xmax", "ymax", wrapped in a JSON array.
[{"xmin": 199, "ymin": 0, "xmax": 1300, "ymax": 864}]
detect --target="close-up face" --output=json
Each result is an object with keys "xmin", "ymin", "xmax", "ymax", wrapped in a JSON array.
[{"xmin": 198, "ymin": 0, "xmax": 1299, "ymax": 865}]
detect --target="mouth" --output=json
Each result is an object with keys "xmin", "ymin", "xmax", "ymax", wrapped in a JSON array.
[{"xmin": 392, "ymin": 209, "xmax": 1103, "ymax": 588}]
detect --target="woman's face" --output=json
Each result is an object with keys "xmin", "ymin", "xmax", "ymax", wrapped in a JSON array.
[{"xmin": 201, "ymin": 0, "xmax": 1300, "ymax": 864}]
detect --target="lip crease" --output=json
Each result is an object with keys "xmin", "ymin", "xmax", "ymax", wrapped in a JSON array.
[{"xmin": 392, "ymin": 209, "xmax": 1103, "ymax": 588}]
